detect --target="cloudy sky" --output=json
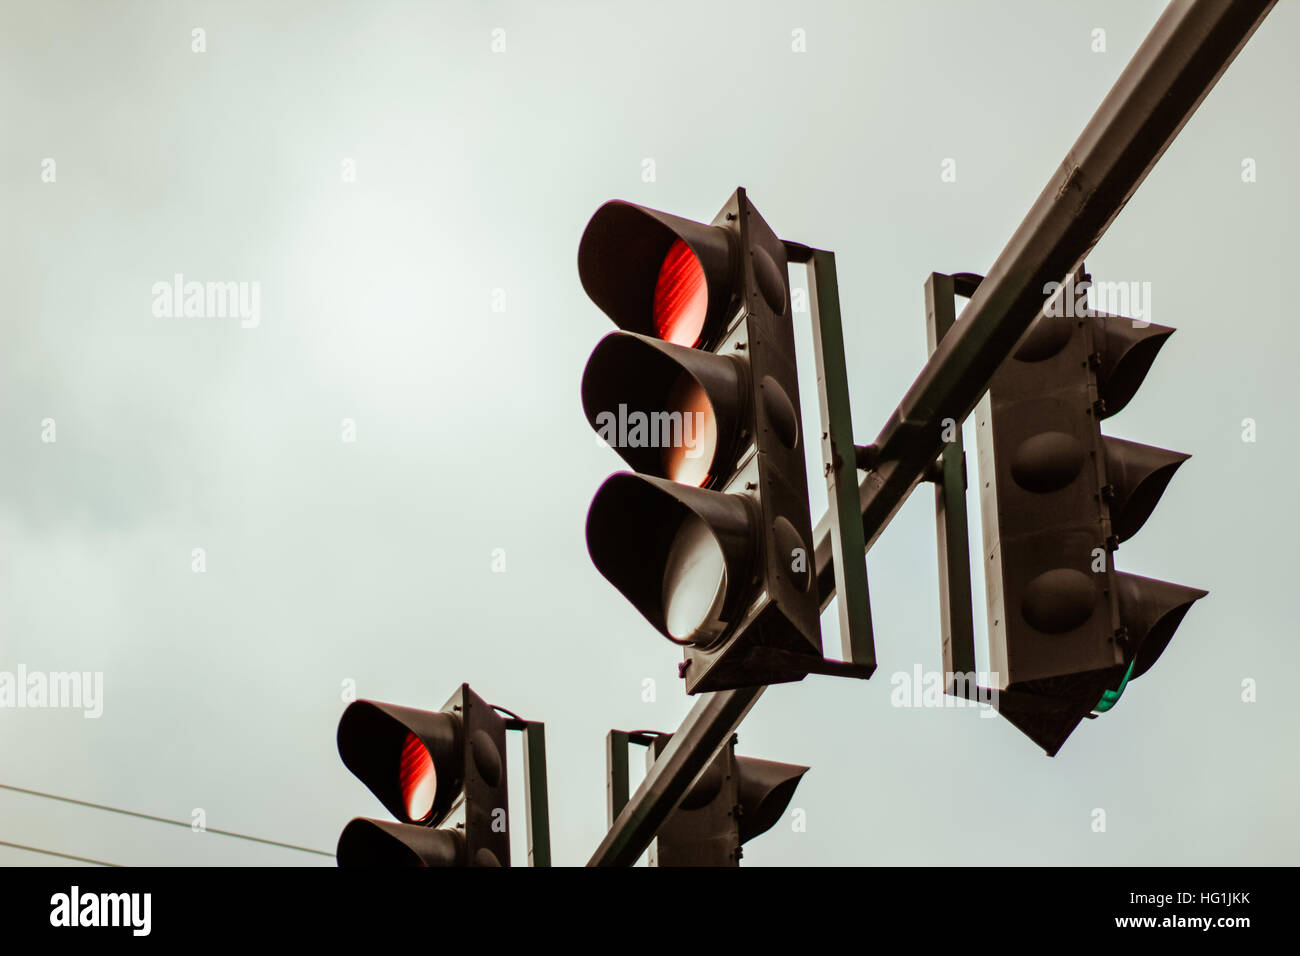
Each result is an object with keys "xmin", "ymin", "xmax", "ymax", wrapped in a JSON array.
[{"xmin": 1, "ymin": 0, "xmax": 1296, "ymax": 866}]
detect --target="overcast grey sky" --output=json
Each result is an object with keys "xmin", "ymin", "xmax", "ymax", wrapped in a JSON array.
[{"xmin": 1, "ymin": 0, "xmax": 1297, "ymax": 866}]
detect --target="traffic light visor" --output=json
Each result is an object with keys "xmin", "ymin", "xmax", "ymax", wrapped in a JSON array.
[
  {"xmin": 337, "ymin": 700, "xmax": 462, "ymax": 825},
  {"xmin": 336, "ymin": 818, "xmax": 466, "ymax": 868},
  {"xmin": 1102, "ymin": 438, "xmax": 1190, "ymax": 543},
  {"xmin": 1115, "ymin": 573, "xmax": 1207, "ymax": 680},
  {"xmin": 1093, "ymin": 317, "xmax": 1174, "ymax": 419},
  {"xmin": 577, "ymin": 200, "xmax": 734, "ymax": 346},
  {"xmin": 735, "ymin": 757, "xmax": 808, "ymax": 843},
  {"xmin": 582, "ymin": 332, "xmax": 746, "ymax": 489},
  {"xmin": 586, "ymin": 473, "xmax": 756, "ymax": 647}
]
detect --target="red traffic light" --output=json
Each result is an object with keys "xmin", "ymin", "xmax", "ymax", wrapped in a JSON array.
[
  {"xmin": 580, "ymin": 189, "xmax": 826, "ymax": 693},
  {"xmin": 654, "ymin": 239, "xmax": 709, "ymax": 346},
  {"xmin": 398, "ymin": 731, "xmax": 437, "ymax": 823},
  {"xmin": 577, "ymin": 200, "xmax": 736, "ymax": 348},
  {"xmin": 336, "ymin": 685, "xmax": 513, "ymax": 867},
  {"xmin": 337, "ymin": 699, "xmax": 462, "ymax": 826}
]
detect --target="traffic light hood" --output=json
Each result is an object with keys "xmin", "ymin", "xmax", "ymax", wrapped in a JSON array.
[
  {"xmin": 577, "ymin": 200, "xmax": 736, "ymax": 346},
  {"xmin": 581, "ymin": 330, "xmax": 749, "ymax": 487},
  {"xmin": 337, "ymin": 699, "xmax": 462, "ymax": 825},
  {"xmin": 336, "ymin": 817, "xmax": 468, "ymax": 868},
  {"xmin": 734, "ymin": 757, "xmax": 808, "ymax": 843},
  {"xmin": 586, "ymin": 472, "xmax": 757, "ymax": 647},
  {"xmin": 1092, "ymin": 316, "xmax": 1175, "ymax": 419},
  {"xmin": 1115, "ymin": 572, "xmax": 1207, "ymax": 680},
  {"xmin": 1102, "ymin": 437, "xmax": 1190, "ymax": 542}
]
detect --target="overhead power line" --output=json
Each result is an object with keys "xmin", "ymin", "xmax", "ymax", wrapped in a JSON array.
[
  {"xmin": 0, "ymin": 839, "xmax": 119, "ymax": 867},
  {"xmin": 0, "ymin": 783, "xmax": 333, "ymax": 858}
]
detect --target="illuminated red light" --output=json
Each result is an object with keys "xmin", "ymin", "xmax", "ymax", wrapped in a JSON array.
[
  {"xmin": 653, "ymin": 239, "xmax": 707, "ymax": 346},
  {"xmin": 399, "ymin": 731, "xmax": 437, "ymax": 822}
]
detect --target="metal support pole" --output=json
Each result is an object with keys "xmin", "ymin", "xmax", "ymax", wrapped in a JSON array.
[
  {"xmin": 605, "ymin": 731, "xmax": 631, "ymax": 828},
  {"xmin": 807, "ymin": 249, "xmax": 876, "ymax": 670},
  {"xmin": 520, "ymin": 721, "xmax": 551, "ymax": 867},
  {"xmin": 590, "ymin": 688, "xmax": 763, "ymax": 866},
  {"xmin": 812, "ymin": 0, "xmax": 1274, "ymax": 602},
  {"xmin": 589, "ymin": 0, "xmax": 1275, "ymax": 868},
  {"xmin": 925, "ymin": 272, "xmax": 979, "ymax": 694}
]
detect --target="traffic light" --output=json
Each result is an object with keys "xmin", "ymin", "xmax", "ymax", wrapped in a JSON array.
[
  {"xmin": 335, "ymin": 684, "xmax": 510, "ymax": 866},
  {"xmin": 607, "ymin": 730, "xmax": 807, "ymax": 866},
  {"xmin": 974, "ymin": 279, "xmax": 1206, "ymax": 755},
  {"xmin": 579, "ymin": 188, "xmax": 824, "ymax": 693}
]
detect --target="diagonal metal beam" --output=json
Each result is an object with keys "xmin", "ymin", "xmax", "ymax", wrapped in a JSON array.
[
  {"xmin": 589, "ymin": 688, "xmax": 762, "ymax": 866},
  {"xmin": 833, "ymin": 0, "xmax": 1277, "ymax": 566},
  {"xmin": 589, "ymin": 0, "xmax": 1276, "ymax": 868}
]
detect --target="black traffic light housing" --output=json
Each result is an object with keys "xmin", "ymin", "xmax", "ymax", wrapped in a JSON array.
[
  {"xmin": 580, "ymin": 189, "xmax": 825, "ymax": 693},
  {"xmin": 607, "ymin": 730, "xmax": 808, "ymax": 866},
  {"xmin": 971, "ymin": 279, "xmax": 1206, "ymax": 755},
  {"xmin": 336, "ymin": 683, "xmax": 511, "ymax": 867}
]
